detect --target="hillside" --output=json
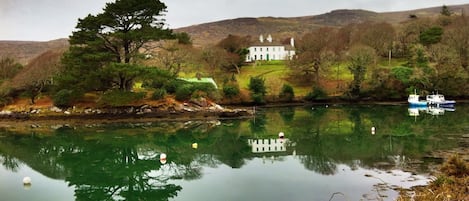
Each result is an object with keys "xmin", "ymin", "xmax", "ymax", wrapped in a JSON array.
[
  {"xmin": 1, "ymin": 4, "xmax": 469, "ymax": 63},
  {"xmin": 177, "ymin": 4, "xmax": 469, "ymax": 46},
  {"xmin": 0, "ymin": 38, "xmax": 69, "ymax": 65}
]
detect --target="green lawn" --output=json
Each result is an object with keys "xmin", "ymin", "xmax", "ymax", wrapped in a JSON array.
[
  {"xmin": 180, "ymin": 57, "xmax": 408, "ymax": 98},
  {"xmin": 236, "ymin": 61, "xmax": 313, "ymax": 96}
]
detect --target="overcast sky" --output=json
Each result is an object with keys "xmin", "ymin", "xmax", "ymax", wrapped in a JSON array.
[{"xmin": 1, "ymin": 0, "xmax": 468, "ymax": 41}]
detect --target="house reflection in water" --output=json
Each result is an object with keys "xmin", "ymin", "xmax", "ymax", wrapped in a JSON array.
[{"xmin": 248, "ymin": 138, "xmax": 288, "ymax": 153}]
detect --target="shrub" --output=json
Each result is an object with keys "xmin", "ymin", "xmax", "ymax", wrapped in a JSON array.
[
  {"xmin": 175, "ymin": 84, "xmax": 193, "ymax": 101},
  {"xmin": 151, "ymin": 88, "xmax": 167, "ymax": 100},
  {"xmin": 251, "ymin": 93, "xmax": 265, "ymax": 104},
  {"xmin": 248, "ymin": 76, "xmax": 266, "ymax": 95},
  {"xmin": 304, "ymin": 87, "xmax": 327, "ymax": 101},
  {"xmin": 53, "ymin": 89, "xmax": 75, "ymax": 108},
  {"xmin": 223, "ymin": 84, "xmax": 240, "ymax": 99},
  {"xmin": 249, "ymin": 76, "xmax": 267, "ymax": 104},
  {"xmin": 279, "ymin": 84, "xmax": 295, "ymax": 101},
  {"xmin": 99, "ymin": 90, "xmax": 145, "ymax": 107},
  {"xmin": 164, "ymin": 79, "xmax": 187, "ymax": 94}
]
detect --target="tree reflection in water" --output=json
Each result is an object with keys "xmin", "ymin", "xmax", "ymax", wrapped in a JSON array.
[{"xmin": 0, "ymin": 105, "xmax": 467, "ymax": 200}]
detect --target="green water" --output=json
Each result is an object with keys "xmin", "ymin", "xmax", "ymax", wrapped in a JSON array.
[{"xmin": 0, "ymin": 104, "xmax": 468, "ymax": 201}]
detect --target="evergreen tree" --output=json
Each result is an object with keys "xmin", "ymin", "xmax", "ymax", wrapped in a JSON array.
[{"xmin": 58, "ymin": 0, "xmax": 173, "ymax": 92}]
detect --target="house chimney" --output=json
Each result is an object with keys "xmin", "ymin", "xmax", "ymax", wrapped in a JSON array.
[
  {"xmin": 259, "ymin": 34, "xmax": 264, "ymax": 43},
  {"xmin": 290, "ymin": 38, "xmax": 295, "ymax": 47},
  {"xmin": 267, "ymin": 34, "xmax": 273, "ymax": 43}
]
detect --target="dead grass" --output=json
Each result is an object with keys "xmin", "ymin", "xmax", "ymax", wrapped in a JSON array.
[{"xmin": 397, "ymin": 155, "xmax": 469, "ymax": 201}]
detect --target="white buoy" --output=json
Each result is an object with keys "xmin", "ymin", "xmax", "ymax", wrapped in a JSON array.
[
  {"xmin": 371, "ymin": 127, "xmax": 376, "ymax": 135},
  {"xmin": 278, "ymin": 132, "xmax": 285, "ymax": 139},
  {"xmin": 23, "ymin": 177, "xmax": 31, "ymax": 185},
  {"xmin": 160, "ymin": 153, "xmax": 167, "ymax": 164}
]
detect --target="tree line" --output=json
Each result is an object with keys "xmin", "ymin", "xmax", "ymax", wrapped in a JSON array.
[
  {"xmin": 0, "ymin": 3, "xmax": 468, "ymax": 108},
  {"xmin": 288, "ymin": 7, "xmax": 469, "ymax": 100}
]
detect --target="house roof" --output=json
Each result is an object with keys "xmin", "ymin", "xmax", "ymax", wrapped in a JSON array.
[{"xmin": 250, "ymin": 41, "xmax": 285, "ymax": 47}]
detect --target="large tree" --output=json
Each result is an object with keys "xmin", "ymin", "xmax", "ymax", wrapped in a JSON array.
[
  {"xmin": 60, "ymin": 0, "xmax": 172, "ymax": 92},
  {"xmin": 288, "ymin": 27, "xmax": 337, "ymax": 86},
  {"xmin": 0, "ymin": 57, "xmax": 22, "ymax": 81},
  {"xmin": 216, "ymin": 34, "xmax": 250, "ymax": 74},
  {"xmin": 352, "ymin": 22, "xmax": 395, "ymax": 57},
  {"xmin": 444, "ymin": 16, "xmax": 469, "ymax": 71},
  {"xmin": 347, "ymin": 45, "xmax": 376, "ymax": 97}
]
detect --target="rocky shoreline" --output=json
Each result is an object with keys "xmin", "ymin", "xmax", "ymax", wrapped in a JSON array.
[{"xmin": 0, "ymin": 99, "xmax": 254, "ymax": 127}]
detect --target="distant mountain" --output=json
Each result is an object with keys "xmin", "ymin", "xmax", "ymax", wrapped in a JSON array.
[
  {"xmin": 0, "ymin": 38, "xmax": 69, "ymax": 65},
  {"xmin": 176, "ymin": 4, "xmax": 469, "ymax": 46},
  {"xmin": 1, "ymin": 4, "xmax": 469, "ymax": 64}
]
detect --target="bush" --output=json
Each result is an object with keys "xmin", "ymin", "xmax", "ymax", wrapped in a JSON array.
[
  {"xmin": 279, "ymin": 84, "xmax": 295, "ymax": 101},
  {"xmin": 53, "ymin": 89, "xmax": 75, "ymax": 108},
  {"xmin": 251, "ymin": 93, "xmax": 265, "ymax": 104},
  {"xmin": 175, "ymin": 84, "xmax": 193, "ymax": 101},
  {"xmin": 164, "ymin": 79, "xmax": 187, "ymax": 94},
  {"xmin": 151, "ymin": 88, "xmax": 167, "ymax": 100},
  {"xmin": 304, "ymin": 87, "xmax": 327, "ymax": 101},
  {"xmin": 249, "ymin": 76, "xmax": 267, "ymax": 104},
  {"xmin": 223, "ymin": 84, "xmax": 240, "ymax": 99},
  {"xmin": 98, "ymin": 90, "xmax": 145, "ymax": 107},
  {"xmin": 248, "ymin": 76, "xmax": 266, "ymax": 95}
]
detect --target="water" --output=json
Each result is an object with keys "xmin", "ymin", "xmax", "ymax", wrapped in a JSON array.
[{"xmin": 0, "ymin": 104, "xmax": 467, "ymax": 201}]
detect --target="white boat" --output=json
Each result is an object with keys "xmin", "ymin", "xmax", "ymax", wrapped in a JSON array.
[
  {"xmin": 426, "ymin": 106, "xmax": 445, "ymax": 116},
  {"xmin": 426, "ymin": 93, "xmax": 456, "ymax": 107},
  {"xmin": 408, "ymin": 94, "xmax": 427, "ymax": 106}
]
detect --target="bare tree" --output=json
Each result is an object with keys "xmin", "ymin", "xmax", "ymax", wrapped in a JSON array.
[
  {"xmin": 443, "ymin": 16, "xmax": 469, "ymax": 71},
  {"xmin": 0, "ymin": 57, "xmax": 22, "ymax": 81},
  {"xmin": 288, "ymin": 27, "xmax": 338, "ymax": 86},
  {"xmin": 9, "ymin": 50, "xmax": 64, "ymax": 104}
]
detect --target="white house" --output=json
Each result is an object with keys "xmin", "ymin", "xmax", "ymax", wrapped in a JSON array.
[
  {"xmin": 245, "ymin": 34, "xmax": 295, "ymax": 62},
  {"xmin": 247, "ymin": 138, "xmax": 288, "ymax": 153}
]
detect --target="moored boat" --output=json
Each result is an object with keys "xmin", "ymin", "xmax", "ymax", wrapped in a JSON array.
[
  {"xmin": 426, "ymin": 93, "xmax": 456, "ymax": 107},
  {"xmin": 408, "ymin": 94, "xmax": 427, "ymax": 106}
]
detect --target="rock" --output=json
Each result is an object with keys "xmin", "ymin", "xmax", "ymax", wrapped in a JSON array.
[
  {"xmin": 0, "ymin": 110, "xmax": 12, "ymax": 115},
  {"xmin": 214, "ymin": 104, "xmax": 224, "ymax": 110},
  {"xmin": 174, "ymin": 104, "xmax": 184, "ymax": 111},
  {"xmin": 64, "ymin": 111, "xmax": 71, "ymax": 115},
  {"xmin": 462, "ymin": 134, "xmax": 469, "ymax": 138},
  {"xmin": 50, "ymin": 106, "xmax": 62, "ymax": 113},
  {"xmin": 190, "ymin": 97, "xmax": 209, "ymax": 107}
]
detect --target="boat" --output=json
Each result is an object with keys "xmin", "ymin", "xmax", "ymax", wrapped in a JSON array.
[
  {"xmin": 426, "ymin": 93, "xmax": 456, "ymax": 107},
  {"xmin": 408, "ymin": 93, "xmax": 427, "ymax": 106}
]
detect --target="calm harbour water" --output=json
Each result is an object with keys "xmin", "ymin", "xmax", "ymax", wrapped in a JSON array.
[{"xmin": 0, "ymin": 104, "xmax": 467, "ymax": 201}]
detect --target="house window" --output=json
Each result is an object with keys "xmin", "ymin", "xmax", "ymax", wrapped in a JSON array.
[
  {"xmin": 254, "ymin": 48, "xmax": 256, "ymax": 52},
  {"xmin": 267, "ymin": 48, "xmax": 269, "ymax": 51},
  {"xmin": 260, "ymin": 48, "xmax": 262, "ymax": 52}
]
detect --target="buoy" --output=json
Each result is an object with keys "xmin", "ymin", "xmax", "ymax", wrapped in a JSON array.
[
  {"xmin": 192, "ymin": 143, "xmax": 198, "ymax": 149},
  {"xmin": 278, "ymin": 132, "xmax": 285, "ymax": 139},
  {"xmin": 371, "ymin": 127, "xmax": 376, "ymax": 135},
  {"xmin": 23, "ymin": 177, "xmax": 31, "ymax": 185},
  {"xmin": 159, "ymin": 153, "xmax": 167, "ymax": 164}
]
